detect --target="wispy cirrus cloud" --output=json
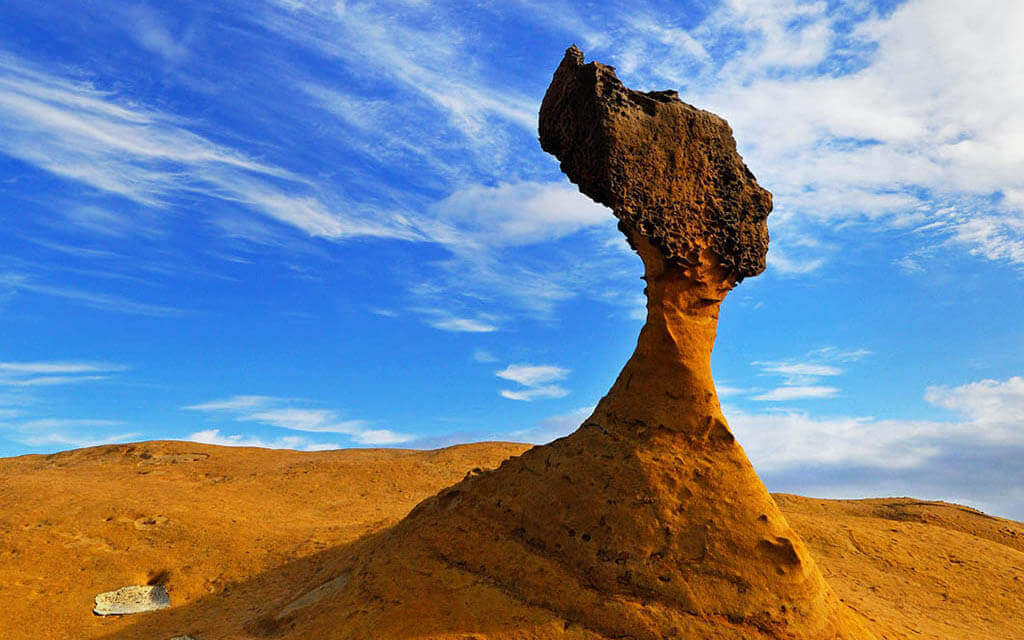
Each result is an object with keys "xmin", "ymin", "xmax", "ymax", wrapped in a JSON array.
[
  {"xmin": 747, "ymin": 346, "xmax": 868, "ymax": 402},
  {"xmin": 496, "ymin": 363, "xmax": 571, "ymax": 401},
  {"xmin": 183, "ymin": 394, "xmax": 410, "ymax": 445},
  {"xmin": 1, "ymin": 272, "xmax": 188, "ymax": 317},
  {"xmin": 751, "ymin": 385, "xmax": 839, "ymax": 402},
  {"xmin": 265, "ymin": 0, "xmax": 537, "ymax": 144},
  {"xmin": 753, "ymin": 362, "xmax": 843, "ymax": 381},
  {"xmin": 258, "ymin": 0, "xmax": 635, "ymax": 323},
  {"xmin": 0, "ymin": 50, "xmax": 419, "ymax": 242},
  {"xmin": 124, "ymin": 4, "xmax": 192, "ymax": 63},
  {"xmin": 0, "ymin": 361, "xmax": 125, "ymax": 374},
  {"xmin": 245, "ymin": 408, "xmax": 366, "ymax": 434},
  {"xmin": 187, "ymin": 428, "xmax": 340, "ymax": 451},
  {"xmin": 16, "ymin": 430, "xmax": 142, "ymax": 449},
  {"xmin": 1, "ymin": 417, "xmax": 140, "ymax": 450},
  {"xmin": 183, "ymin": 395, "xmax": 277, "ymax": 411},
  {"xmin": 0, "ymin": 360, "xmax": 128, "ymax": 387},
  {"xmin": 472, "ymin": 349, "xmax": 498, "ymax": 363},
  {"xmin": 0, "ymin": 360, "xmax": 136, "ymax": 452},
  {"xmin": 414, "ymin": 308, "xmax": 500, "ymax": 333}
]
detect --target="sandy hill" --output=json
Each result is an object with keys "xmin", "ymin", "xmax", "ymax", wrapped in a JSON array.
[{"xmin": 0, "ymin": 440, "xmax": 1021, "ymax": 640}]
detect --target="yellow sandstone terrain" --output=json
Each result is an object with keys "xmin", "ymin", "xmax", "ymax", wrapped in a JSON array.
[{"xmin": 0, "ymin": 440, "xmax": 1021, "ymax": 639}]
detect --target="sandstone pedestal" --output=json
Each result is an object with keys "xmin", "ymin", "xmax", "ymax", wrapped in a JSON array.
[{"xmin": 303, "ymin": 47, "xmax": 877, "ymax": 639}]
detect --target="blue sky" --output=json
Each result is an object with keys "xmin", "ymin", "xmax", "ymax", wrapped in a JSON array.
[{"xmin": 3, "ymin": 0, "xmax": 1024, "ymax": 519}]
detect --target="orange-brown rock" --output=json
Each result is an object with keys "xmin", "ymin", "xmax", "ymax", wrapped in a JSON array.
[
  {"xmin": 539, "ymin": 45, "xmax": 771, "ymax": 282},
  {"xmin": 208, "ymin": 46, "xmax": 871, "ymax": 638}
]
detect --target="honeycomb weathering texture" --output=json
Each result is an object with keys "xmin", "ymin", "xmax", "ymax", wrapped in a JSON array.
[
  {"xmin": 539, "ymin": 45, "xmax": 772, "ymax": 282},
  {"xmin": 232, "ymin": 47, "xmax": 879, "ymax": 640},
  {"xmin": 263, "ymin": 46, "xmax": 876, "ymax": 640},
  {"xmin": 78, "ymin": 47, "xmax": 877, "ymax": 640}
]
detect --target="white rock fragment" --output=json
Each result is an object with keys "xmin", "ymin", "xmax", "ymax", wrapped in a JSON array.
[{"xmin": 93, "ymin": 585, "xmax": 170, "ymax": 615}]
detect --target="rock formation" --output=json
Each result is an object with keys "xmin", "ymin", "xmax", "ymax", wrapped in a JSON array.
[
  {"xmin": 93, "ymin": 585, "xmax": 170, "ymax": 616},
  {"xmin": 273, "ymin": 47, "xmax": 878, "ymax": 639}
]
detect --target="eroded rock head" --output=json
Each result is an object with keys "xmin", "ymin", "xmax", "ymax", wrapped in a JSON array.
[{"xmin": 539, "ymin": 45, "xmax": 772, "ymax": 282}]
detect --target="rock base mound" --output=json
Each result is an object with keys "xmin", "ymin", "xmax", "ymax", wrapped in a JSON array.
[{"xmin": 2, "ymin": 441, "xmax": 1022, "ymax": 639}]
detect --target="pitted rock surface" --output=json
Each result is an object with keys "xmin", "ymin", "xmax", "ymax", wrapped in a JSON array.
[
  {"xmin": 539, "ymin": 45, "xmax": 772, "ymax": 282},
  {"xmin": 260, "ymin": 46, "xmax": 877, "ymax": 640},
  {"xmin": 93, "ymin": 585, "xmax": 170, "ymax": 616}
]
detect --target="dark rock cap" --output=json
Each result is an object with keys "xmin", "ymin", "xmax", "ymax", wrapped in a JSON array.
[{"xmin": 539, "ymin": 45, "xmax": 772, "ymax": 282}]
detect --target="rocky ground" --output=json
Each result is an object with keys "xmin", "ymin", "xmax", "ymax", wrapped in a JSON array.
[{"xmin": 0, "ymin": 440, "xmax": 1021, "ymax": 639}]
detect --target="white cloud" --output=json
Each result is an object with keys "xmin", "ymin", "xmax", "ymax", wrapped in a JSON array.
[
  {"xmin": 262, "ymin": 1, "xmax": 644, "ymax": 324},
  {"xmin": 188, "ymin": 425, "xmax": 411, "ymax": 449},
  {"xmin": 187, "ymin": 429, "xmax": 339, "ymax": 451},
  {"xmin": 17, "ymin": 432, "xmax": 142, "ymax": 448},
  {"xmin": 0, "ymin": 360, "xmax": 127, "ymax": 387},
  {"xmin": 0, "ymin": 362, "xmax": 134, "ymax": 452},
  {"xmin": 245, "ymin": 408, "xmax": 369, "ymax": 434},
  {"xmin": 512, "ymin": 405, "xmax": 594, "ymax": 443},
  {"xmin": 125, "ymin": 5, "xmax": 190, "ymax": 63},
  {"xmin": 715, "ymin": 384, "xmax": 745, "ymax": 397},
  {"xmin": 3, "ymin": 271, "xmax": 187, "ymax": 317},
  {"xmin": 268, "ymin": 0, "xmax": 536, "ymax": 139},
  {"xmin": 0, "ymin": 51, "xmax": 419, "ymax": 242},
  {"xmin": 351, "ymin": 429, "xmax": 412, "ymax": 446},
  {"xmin": 415, "ymin": 308, "xmax": 499, "ymax": 333},
  {"xmin": 926, "ymin": 376, "xmax": 1024, "ymax": 421},
  {"xmin": 500, "ymin": 385, "xmax": 570, "ymax": 402},
  {"xmin": 925, "ymin": 376, "xmax": 1024, "ymax": 443},
  {"xmin": 542, "ymin": 0, "xmax": 1024, "ymax": 269},
  {"xmin": 496, "ymin": 363, "xmax": 571, "ymax": 402},
  {"xmin": 183, "ymin": 395, "xmax": 277, "ymax": 411},
  {"xmin": 472, "ymin": 349, "xmax": 497, "ymax": 363},
  {"xmin": 731, "ymin": 374, "xmax": 1024, "ymax": 475},
  {"xmin": 807, "ymin": 347, "xmax": 872, "ymax": 362},
  {"xmin": 8, "ymin": 417, "xmax": 140, "ymax": 450},
  {"xmin": 4, "ymin": 375, "xmax": 111, "ymax": 387},
  {"xmin": 754, "ymin": 362, "xmax": 843, "ymax": 378},
  {"xmin": 496, "ymin": 364, "xmax": 569, "ymax": 387},
  {"xmin": 17, "ymin": 418, "xmax": 124, "ymax": 430},
  {"xmin": 752, "ymin": 386, "xmax": 839, "ymax": 401},
  {"xmin": 430, "ymin": 182, "xmax": 610, "ymax": 249},
  {"xmin": 244, "ymin": 408, "xmax": 335, "ymax": 430},
  {"xmin": 766, "ymin": 246, "xmax": 826, "ymax": 275},
  {"xmin": 946, "ymin": 214, "xmax": 1024, "ymax": 265},
  {"xmin": 747, "ymin": 349, "xmax": 869, "ymax": 401},
  {"xmin": 184, "ymin": 395, "xmax": 412, "ymax": 444},
  {"xmin": 0, "ymin": 361, "xmax": 124, "ymax": 374},
  {"xmin": 728, "ymin": 409, "xmax": 942, "ymax": 472},
  {"xmin": 428, "ymin": 316, "xmax": 498, "ymax": 333}
]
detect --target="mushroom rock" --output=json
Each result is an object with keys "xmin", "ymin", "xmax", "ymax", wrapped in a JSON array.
[{"xmin": 314, "ymin": 47, "xmax": 877, "ymax": 639}]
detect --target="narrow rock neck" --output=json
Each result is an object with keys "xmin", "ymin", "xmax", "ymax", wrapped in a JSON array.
[{"xmin": 593, "ymin": 233, "xmax": 735, "ymax": 436}]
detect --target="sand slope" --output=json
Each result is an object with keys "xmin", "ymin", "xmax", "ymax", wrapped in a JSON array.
[{"xmin": 0, "ymin": 440, "xmax": 1021, "ymax": 639}]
